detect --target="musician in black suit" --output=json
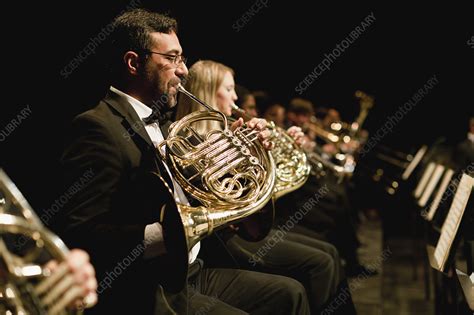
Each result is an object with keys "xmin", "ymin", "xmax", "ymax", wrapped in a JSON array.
[
  {"xmin": 55, "ymin": 8, "xmax": 310, "ymax": 315},
  {"xmin": 277, "ymin": 97, "xmax": 376, "ymax": 277}
]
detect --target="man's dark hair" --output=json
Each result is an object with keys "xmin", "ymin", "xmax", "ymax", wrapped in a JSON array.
[
  {"xmin": 288, "ymin": 98, "xmax": 314, "ymax": 116},
  {"xmin": 108, "ymin": 9, "xmax": 178, "ymax": 76},
  {"xmin": 315, "ymin": 107, "xmax": 329, "ymax": 120}
]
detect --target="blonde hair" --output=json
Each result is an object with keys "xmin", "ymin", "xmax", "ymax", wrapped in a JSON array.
[{"xmin": 176, "ymin": 60, "xmax": 234, "ymax": 134}]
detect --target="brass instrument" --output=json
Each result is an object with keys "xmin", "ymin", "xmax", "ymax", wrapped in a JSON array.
[
  {"xmin": 352, "ymin": 90, "xmax": 374, "ymax": 137},
  {"xmin": 0, "ymin": 169, "xmax": 87, "ymax": 315},
  {"xmin": 231, "ymin": 104, "xmax": 311, "ymax": 199},
  {"xmin": 300, "ymin": 91, "xmax": 374, "ymax": 179},
  {"xmin": 153, "ymin": 84, "xmax": 276, "ymax": 291},
  {"xmin": 304, "ymin": 90, "xmax": 373, "ymax": 146},
  {"xmin": 304, "ymin": 116, "xmax": 341, "ymax": 144},
  {"xmin": 305, "ymin": 150, "xmax": 355, "ymax": 182},
  {"xmin": 301, "ymin": 117, "xmax": 356, "ymax": 180}
]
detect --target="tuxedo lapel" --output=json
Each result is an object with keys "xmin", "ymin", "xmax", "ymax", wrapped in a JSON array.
[
  {"xmin": 103, "ymin": 91, "xmax": 177, "ymax": 191},
  {"xmin": 160, "ymin": 120, "xmax": 173, "ymax": 139},
  {"xmin": 104, "ymin": 90, "xmax": 154, "ymax": 147}
]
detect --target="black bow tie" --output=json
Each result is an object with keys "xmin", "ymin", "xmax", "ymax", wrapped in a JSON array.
[{"xmin": 142, "ymin": 109, "xmax": 173, "ymax": 125}]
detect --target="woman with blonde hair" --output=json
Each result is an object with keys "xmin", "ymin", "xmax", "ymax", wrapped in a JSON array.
[
  {"xmin": 176, "ymin": 60, "xmax": 237, "ymax": 133},
  {"xmin": 176, "ymin": 60, "xmax": 356, "ymax": 314}
]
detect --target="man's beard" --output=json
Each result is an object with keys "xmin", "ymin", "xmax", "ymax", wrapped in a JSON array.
[
  {"xmin": 143, "ymin": 65, "xmax": 179, "ymax": 109},
  {"xmin": 149, "ymin": 80, "xmax": 177, "ymax": 110},
  {"xmin": 163, "ymin": 92, "xmax": 177, "ymax": 108}
]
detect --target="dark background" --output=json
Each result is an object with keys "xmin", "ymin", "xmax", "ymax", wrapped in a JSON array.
[{"xmin": 1, "ymin": 1, "xmax": 473, "ymax": 212}]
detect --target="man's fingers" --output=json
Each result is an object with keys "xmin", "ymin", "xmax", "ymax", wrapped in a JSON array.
[
  {"xmin": 67, "ymin": 249, "xmax": 89, "ymax": 272},
  {"xmin": 73, "ymin": 263, "xmax": 95, "ymax": 283},
  {"xmin": 85, "ymin": 277, "xmax": 98, "ymax": 292}
]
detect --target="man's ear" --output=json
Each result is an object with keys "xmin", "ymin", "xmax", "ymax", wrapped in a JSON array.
[{"xmin": 123, "ymin": 51, "xmax": 141, "ymax": 75}]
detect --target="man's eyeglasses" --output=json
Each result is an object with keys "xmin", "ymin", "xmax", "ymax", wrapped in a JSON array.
[{"xmin": 144, "ymin": 51, "xmax": 187, "ymax": 66}]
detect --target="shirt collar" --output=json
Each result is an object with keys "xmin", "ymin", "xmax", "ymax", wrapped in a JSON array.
[{"xmin": 110, "ymin": 86, "xmax": 152, "ymax": 120}]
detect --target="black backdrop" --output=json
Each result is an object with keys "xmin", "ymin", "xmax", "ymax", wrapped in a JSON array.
[{"xmin": 1, "ymin": 1, "xmax": 473, "ymax": 213}]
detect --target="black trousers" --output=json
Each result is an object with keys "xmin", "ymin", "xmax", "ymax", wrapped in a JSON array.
[
  {"xmin": 157, "ymin": 261, "xmax": 311, "ymax": 315},
  {"xmin": 277, "ymin": 177, "xmax": 361, "ymax": 269},
  {"xmin": 298, "ymin": 200, "xmax": 361, "ymax": 268},
  {"xmin": 225, "ymin": 230, "xmax": 339, "ymax": 313}
]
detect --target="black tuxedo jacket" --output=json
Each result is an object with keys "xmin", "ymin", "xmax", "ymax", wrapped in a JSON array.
[{"xmin": 56, "ymin": 90, "xmax": 181, "ymax": 314}]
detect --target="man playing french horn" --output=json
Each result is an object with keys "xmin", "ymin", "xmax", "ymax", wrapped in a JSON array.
[{"xmin": 55, "ymin": 8, "xmax": 311, "ymax": 315}]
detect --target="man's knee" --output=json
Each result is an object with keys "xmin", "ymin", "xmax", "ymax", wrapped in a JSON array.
[
  {"xmin": 286, "ymin": 276, "xmax": 306, "ymax": 293},
  {"xmin": 307, "ymin": 251, "xmax": 335, "ymax": 275},
  {"xmin": 325, "ymin": 243, "xmax": 340, "ymax": 263},
  {"xmin": 271, "ymin": 275, "xmax": 310, "ymax": 313}
]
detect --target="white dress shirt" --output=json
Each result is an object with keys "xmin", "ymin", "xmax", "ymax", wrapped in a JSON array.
[{"xmin": 110, "ymin": 86, "xmax": 200, "ymax": 264}]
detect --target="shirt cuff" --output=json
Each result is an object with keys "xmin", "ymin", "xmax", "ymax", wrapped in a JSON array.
[{"xmin": 143, "ymin": 222, "xmax": 167, "ymax": 259}]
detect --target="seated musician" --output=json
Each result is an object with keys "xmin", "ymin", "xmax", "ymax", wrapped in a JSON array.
[
  {"xmin": 56, "ymin": 8, "xmax": 310, "ymax": 315},
  {"xmin": 176, "ymin": 60, "xmax": 357, "ymax": 314}
]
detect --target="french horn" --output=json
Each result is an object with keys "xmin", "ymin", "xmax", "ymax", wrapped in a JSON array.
[
  {"xmin": 0, "ymin": 169, "xmax": 90, "ymax": 315},
  {"xmin": 231, "ymin": 104, "xmax": 311, "ymax": 199},
  {"xmin": 152, "ymin": 84, "xmax": 276, "ymax": 291}
]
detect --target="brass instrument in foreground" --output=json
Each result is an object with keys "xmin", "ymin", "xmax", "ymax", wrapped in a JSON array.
[
  {"xmin": 153, "ymin": 84, "xmax": 276, "ymax": 291},
  {"xmin": 0, "ymin": 169, "xmax": 85, "ymax": 315}
]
